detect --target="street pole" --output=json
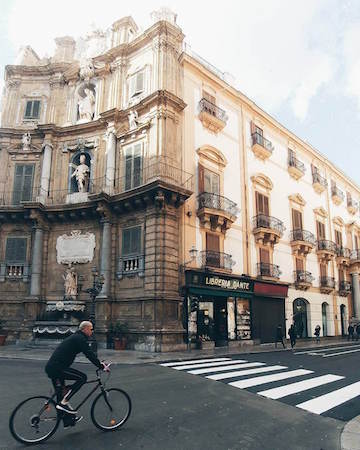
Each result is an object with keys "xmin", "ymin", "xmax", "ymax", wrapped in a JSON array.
[{"xmin": 84, "ymin": 267, "xmax": 104, "ymax": 355}]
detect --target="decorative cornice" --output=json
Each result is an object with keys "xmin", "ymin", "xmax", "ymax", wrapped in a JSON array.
[
  {"xmin": 313, "ymin": 206, "xmax": 328, "ymax": 218},
  {"xmin": 251, "ymin": 174, "xmax": 273, "ymax": 191},
  {"xmin": 197, "ymin": 145, "xmax": 227, "ymax": 168},
  {"xmin": 288, "ymin": 193, "xmax": 306, "ymax": 207},
  {"xmin": 333, "ymin": 216, "xmax": 345, "ymax": 227}
]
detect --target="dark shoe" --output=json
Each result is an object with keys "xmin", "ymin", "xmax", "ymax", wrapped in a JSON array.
[
  {"xmin": 63, "ymin": 416, "xmax": 83, "ymax": 428},
  {"xmin": 56, "ymin": 403, "xmax": 78, "ymax": 415}
]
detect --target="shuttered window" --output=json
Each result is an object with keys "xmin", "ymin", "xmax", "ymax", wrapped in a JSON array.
[
  {"xmin": 338, "ymin": 269, "xmax": 345, "ymax": 282},
  {"xmin": 295, "ymin": 258, "xmax": 304, "ymax": 271},
  {"xmin": 259, "ymin": 247, "xmax": 270, "ymax": 264},
  {"xmin": 255, "ymin": 192, "xmax": 269, "ymax": 215},
  {"xmin": 355, "ymin": 235, "xmax": 359, "ymax": 250},
  {"xmin": 335, "ymin": 230, "xmax": 343, "ymax": 247},
  {"xmin": 203, "ymin": 91, "xmax": 216, "ymax": 105},
  {"xmin": 320, "ymin": 263, "xmax": 327, "ymax": 278},
  {"xmin": 206, "ymin": 233, "xmax": 220, "ymax": 267},
  {"xmin": 12, "ymin": 164, "xmax": 34, "ymax": 205},
  {"xmin": 130, "ymin": 71, "xmax": 145, "ymax": 97},
  {"xmin": 124, "ymin": 142, "xmax": 142, "ymax": 190},
  {"xmin": 316, "ymin": 220, "xmax": 326, "ymax": 240},
  {"xmin": 5, "ymin": 238, "xmax": 27, "ymax": 262},
  {"xmin": 204, "ymin": 169, "xmax": 219, "ymax": 194},
  {"xmin": 122, "ymin": 226, "xmax": 141, "ymax": 256},
  {"xmin": 24, "ymin": 100, "xmax": 40, "ymax": 119},
  {"xmin": 250, "ymin": 121, "xmax": 263, "ymax": 136},
  {"xmin": 292, "ymin": 209, "xmax": 303, "ymax": 230}
]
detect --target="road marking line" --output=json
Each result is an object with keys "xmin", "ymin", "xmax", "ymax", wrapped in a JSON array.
[
  {"xmin": 173, "ymin": 360, "xmax": 247, "ymax": 370},
  {"xmin": 297, "ymin": 381, "xmax": 360, "ymax": 414},
  {"xmin": 322, "ymin": 348, "xmax": 360, "ymax": 357},
  {"xmin": 206, "ymin": 365, "xmax": 288, "ymax": 381},
  {"xmin": 258, "ymin": 374, "xmax": 344, "ymax": 399},
  {"xmin": 294, "ymin": 344, "xmax": 360, "ymax": 355},
  {"xmin": 228, "ymin": 369, "xmax": 313, "ymax": 389},
  {"xmin": 188, "ymin": 362, "xmax": 265, "ymax": 375},
  {"xmin": 160, "ymin": 358, "xmax": 231, "ymax": 367}
]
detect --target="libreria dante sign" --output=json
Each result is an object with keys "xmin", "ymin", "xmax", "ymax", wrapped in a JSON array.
[{"xmin": 205, "ymin": 276, "xmax": 250, "ymax": 291}]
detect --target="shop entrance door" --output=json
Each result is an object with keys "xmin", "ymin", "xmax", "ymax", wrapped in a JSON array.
[{"xmin": 214, "ymin": 298, "xmax": 228, "ymax": 347}]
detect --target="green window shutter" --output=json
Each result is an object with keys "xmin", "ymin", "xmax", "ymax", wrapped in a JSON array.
[
  {"xmin": 122, "ymin": 229, "xmax": 131, "ymax": 255},
  {"xmin": 5, "ymin": 238, "xmax": 26, "ymax": 262},
  {"xmin": 22, "ymin": 165, "xmax": 34, "ymax": 201},
  {"xmin": 12, "ymin": 165, "xmax": 25, "ymax": 205},
  {"xmin": 122, "ymin": 226, "xmax": 141, "ymax": 255},
  {"xmin": 125, "ymin": 150, "xmax": 133, "ymax": 191},
  {"xmin": 25, "ymin": 101, "xmax": 32, "ymax": 118}
]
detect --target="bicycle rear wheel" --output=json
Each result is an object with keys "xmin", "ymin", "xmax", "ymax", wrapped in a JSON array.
[
  {"xmin": 9, "ymin": 396, "xmax": 60, "ymax": 445},
  {"xmin": 91, "ymin": 388, "xmax": 131, "ymax": 431}
]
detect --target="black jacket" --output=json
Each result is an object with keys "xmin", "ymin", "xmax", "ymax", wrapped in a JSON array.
[{"xmin": 46, "ymin": 330, "xmax": 102, "ymax": 374}]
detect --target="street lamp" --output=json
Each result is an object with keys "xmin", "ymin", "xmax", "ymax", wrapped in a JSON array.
[{"xmin": 82, "ymin": 266, "xmax": 104, "ymax": 355}]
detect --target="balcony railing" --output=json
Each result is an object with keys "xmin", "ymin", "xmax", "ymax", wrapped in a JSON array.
[
  {"xmin": 312, "ymin": 172, "xmax": 328, "ymax": 188},
  {"xmin": 317, "ymin": 240, "xmax": 337, "ymax": 253},
  {"xmin": 331, "ymin": 186, "xmax": 344, "ymax": 202},
  {"xmin": 288, "ymin": 156, "xmax": 305, "ymax": 174},
  {"xmin": 336, "ymin": 247, "xmax": 351, "ymax": 258},
  {"xmin": 256, "ymin": 262, "xmax": 281, "ymax": 279},
  {"xmin": 197, "ymin": 192, "xmax": 239, "ymax": 216},
  {"xmin": 290, "ymin": 229, "xmax": 317, "ymax": 246},
  {"xmin": 339, "ymin": 280, "xmax": 352, "ymax": 295},
  {"xmin": 347, "ymin": 198, "xmax": 358, "ymax": 209},
  {"xmin": 199, "ymin": 250, "xmax": 234, "ymax": 270},
  {"xmin": 0, "ymin": 158, "xmax": 194, "ymax": 207},
  {"xmin": 0, "ymin": 262, "xmax": 30, "ymax": 282},
  {"xmin": 350, "ymin": 249, "xmax": 360, "ymax": 261},
  {"xmin": 294, "ymin": 270, "xmax": 314, "ymax": 284},
  {"xmin": 252, "ymin": 214, "xmax": 285, "ymax": 236},
  {"xmin": 116, "ymin": 255, "xmax": 144, "ymax": 279},
  {"xmin": 199, "ymin": 98, "xmax": 228, "ymax": 123},
  {"xmin": 251, "ymin": 132, "xmax": 274, "ymax": 153},
  {"xmin": 320, "ymin": 276, "xmax": 336, "ymax": 289}
]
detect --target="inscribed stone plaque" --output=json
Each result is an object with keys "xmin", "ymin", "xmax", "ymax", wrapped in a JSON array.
[{"xmin": 56, "ymin": 230, "xmax": 95, "ymax": 264}]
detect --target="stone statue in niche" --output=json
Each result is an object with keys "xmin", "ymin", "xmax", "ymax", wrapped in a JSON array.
[
  {"xmin": 22, "ymin": 132, "xmax": 31, "ymax": 151},
  {"xmin": 128, "ymin": 110, "xmax": 139, "ymax": 130},
  {"xmin": 78, "ymin": 87, "xmax": 95, "ymax": 121},
  {"xmin": 71, "ymin": 154, "xmax": 90, "ymax": 192},
  {"xmin": 63, "ymin": 265, "xmax": 78, "ymax": 300}
]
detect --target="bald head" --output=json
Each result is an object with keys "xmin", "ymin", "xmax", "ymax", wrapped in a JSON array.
[{"xmin": 79, "ymin": 321, "xmax": 94, "ymax": 337}]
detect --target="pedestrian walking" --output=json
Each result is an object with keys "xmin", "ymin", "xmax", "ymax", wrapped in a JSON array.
[
  {"xmin": 314, "ymin": 324, "xmax": 321, "ymax": 344},
  {"xmin": 275, "ymin": 324, "xmax": 286, "ymax": 349},
  {"xmin": 288, "ymin": 324, "xmax": 296, "ymax": 349},
  {"xmin": 356, "ymin": 323, "xmax": 360, "ymax": 341},
  {"xmin": 348, "ymin": 324, "xmax": 354, "ymax": 341}
]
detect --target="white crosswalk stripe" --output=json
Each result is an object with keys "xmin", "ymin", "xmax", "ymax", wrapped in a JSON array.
[
  {"xmin": 297, "ymin": 381, "xmax": 360, "ymax": 414},
  {"xmin": 258, "ymin": 374, "xmax": 344, "ymax": 399},
  {"xmin": 228, "ymin": 369, "xmax": 313, "ymax": 389},
  {"xmin": 206, "ymin": 365, "xmax": 287, "ymax": 381},
  {"xmin": 160, "ymin": 358, "xmax": 231, "ymax": 367},
  {"xmin": 188, "ymin": 362, "xmax": 265, "ymax": 375},
  {"xmin": 172, "ymin": 360, "xmax": 247, "ymax": 371}
]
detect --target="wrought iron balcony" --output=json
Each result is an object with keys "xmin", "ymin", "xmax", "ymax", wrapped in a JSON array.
[
  {"xmin": 251, "ymin": 132, "xmax": 274, "ymax": 160},
  {"xmin": 256, "ymin": 262, "xmax": 281, "ymax": 279},
  {"xmin": 350, "ymin": 249, "xmax": 360, "ymax": 265},
  {"xmin": 312, "ymin": 172, "xmax": 328, "ymax": 194},
  {"xmin": 198, "ymin": 98, "xmax": 228, "ymax": 133},
  {"xmin": 347, "ymin": 198, "xmax": 358, "ymax": 215},
  {"xmin": 290, "ymin": 229, "xmax": 316, "ymax": 255},
  {"xmin": 197, "ymin": 192, "xmax": 239, "ymax": 232},
  {"xmin": 288, "ymin": 156, "xmax": 305, "ymax": 180},
  {"xmin": 252, "ymin": 214, "xmax": 285, "ymax": 245},
  {"xmin": 199, "ymin": 250, "xmax": 234, "ymax": 271},
  {"xmin": 339, "ymin": 280, "xmax": 352, "ymax": 297},
  {"xmin": 336, "ymin": 246, "xmax": 351, "ymax": 266},
  {"xmin": 331, "ymin": 186, "xmax": 344, "ymax": 205},
  {"xmin": 294, "ymin": 270, "xmax": 314, "ymax": 290},
  {"xmin": 319, "ymin": 276, "xmax": 335, "ymax": 293},
  {"xmin": 316, "ymin": 240, "xmax": 337, "ymax": 261}
]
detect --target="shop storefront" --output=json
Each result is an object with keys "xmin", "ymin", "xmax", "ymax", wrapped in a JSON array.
[{"xmin": 183, "ymin": 270, "xmax": 289, "ymax": 346}]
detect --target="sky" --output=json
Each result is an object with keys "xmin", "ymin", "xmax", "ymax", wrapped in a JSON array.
[{"xmin": 0, "ymin": 0, "xmax": 360, "ymax": 185}]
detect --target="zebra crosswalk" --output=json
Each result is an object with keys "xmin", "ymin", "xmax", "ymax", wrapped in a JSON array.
[{"xmin": 159, "ymin": 356, "xmax": 360, "ymax": 420}]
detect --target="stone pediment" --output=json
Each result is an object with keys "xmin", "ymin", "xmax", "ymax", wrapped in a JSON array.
[
  {"xmin": 197, "ymin": 146, "xmax": 227, "ymax": 168},
  {"xmin": 251, "ymin": 174, "xmax": 273, "ymax": 191},
  {"xmin": 288, "ymin": 193, "xmax": 306, "ymax": 206},
  {"xmin": 7, "ymin": 144, "xmax": 42, "ymax": 155},
  {"xmin": 333, "ymin": 216, "xmax": 345, "ymax": 227}
]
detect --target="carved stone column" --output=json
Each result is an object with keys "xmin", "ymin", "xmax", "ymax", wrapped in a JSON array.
[
  {"xmin": 105, "ymin": 124, "xmax": 116, "ymax": 194},
  {"xmin": 38, "ymin": 141, "xmax": 53, "ymax": 203},
  {"xmin": 30, "ymin": 223, "xmax": 44, "ymax": 297},
  {"xmin": 352, "ymin": 272, "xmax": 360, "ymax": 318}
]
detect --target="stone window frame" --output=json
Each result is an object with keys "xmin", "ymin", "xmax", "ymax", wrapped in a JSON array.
[
  {"xmin": 126, "ymin": 64, "xmax": 151, "ymax": 106},
  {"xmin": 0, "ymin": 235, "xmax": 31, "ymax": 282},
  {"xmin": 116, "ymin": 224, "xmax": 145, "ymax": 279},
  {"xmin": 19, "ymin": 94, "xmax": 47, "ymax": 125}
]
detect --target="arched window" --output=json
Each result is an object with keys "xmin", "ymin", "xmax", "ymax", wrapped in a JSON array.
[{"xmin": 293, "ymin": 298, "xmax": 308, "ymax": 338}]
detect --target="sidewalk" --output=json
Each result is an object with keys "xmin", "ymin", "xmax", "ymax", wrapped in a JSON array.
[{"xmin": 1, "ymin": 338, "xmax": 360, "ymax": 449}]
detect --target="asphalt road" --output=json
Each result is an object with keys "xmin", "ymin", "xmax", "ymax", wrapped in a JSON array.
[{"xmin": 0, "ymin": 356, "xmax": 344, "ymax": 450}]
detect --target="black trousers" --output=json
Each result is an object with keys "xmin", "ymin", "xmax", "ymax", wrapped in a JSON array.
[{"xmin": 47, "ymin": 367, "xmax": 87, "ymax": 403}]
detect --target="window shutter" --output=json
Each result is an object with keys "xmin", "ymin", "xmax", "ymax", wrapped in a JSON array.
[
  {"xmin": 339, "ymin": 269, "xmax": 344, "ymax": 282},
  {"xmin": 12, "ymin": 165, "xmax": 24, "ymax": 205},
  {"xmin": 288, "ymin": 149, "xmax": 295, "ymax": 161},
  {"xmin": 355, "ymin": 235, "xmax": 359, "ymax": 250},
  {"xmin": 204, "ymin": 169, "xmax": 220, "ymax": 194},
  {"xmin": 250, "ymin": 121, "xmax": 256, "ymax": 135},
  {"xmin": 122, "ymin": 229, "xmax": 131, "ymax": 255},
  {"xmin": 22, "ymin": 165, "xmax": 34, "ymax": 202},
  {"xmin": 130, "ymin": 227, "xmax": 141, "ymax": 254},
  {"xmin": 5, "ymin": 238, "xmax": 26, "ymax": 262},
  {"xmin": 316, "ymin": 221, "xmax": 325, "ymax": 239},
  {"xmin": 256, "ymin": 192, "xmax": 269, "ymax": 215},
  {"xmin": 260, "ymin": 247, "xmax": 270, "ymax": 263},
  {"xmin": 133, "ymin": 143, "xmax": 142, "ymax": 188},
  {"xmin": 295, "ymin": 258, "xmax": 304, "ymax": 271},
  {"xmin": 33, "ymin": 100, "xmax": 40, "ymax": 118},
  {"xmin": 198, "ymin": 164, "xmax": 205, "ymax": 193},
  {"xmin": 292, "ymin": 209, "xmax": 302, "ymax": 230},
  {"xmin": 25, "ymin": 101, "xmax": 32, "ymax": 118},
  {"xmin": 311, "ymin": 164, "xmax": 318, "ymax": 175},
  {"xmin": 124, "ymin": 148, "xmax": 133, "ymax": 191},
  {"xmin": 320, "ymin": 263, "xmax": 327, "ymax": 278},
  {"xmin": 135, "ymin": 71, "xmax": 144, "ymax": 94},
  {"xmin": 206, "ymin": 233, "xmax": 220, "ymax": 252},
  {"xmin": 203, "ymin": 91, "xmax": 216, "ymax": 104},
  {"xmin": 335, "ymin": 230, "xmax": 342, "ymax": 246}
]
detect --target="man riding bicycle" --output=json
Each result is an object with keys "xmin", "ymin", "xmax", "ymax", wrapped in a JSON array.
[{"xmin": 45, "ymin": 321, "xmax": 109, "ymax": 427}]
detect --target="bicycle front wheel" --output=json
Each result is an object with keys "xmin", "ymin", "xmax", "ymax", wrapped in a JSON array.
[
  {"xmin": 91, "ymin": 388, "xmax": 131, "ymax": 431},
  {"xmin": 9, "ymin": 396, "xmax": 60, "ymax": 445}
]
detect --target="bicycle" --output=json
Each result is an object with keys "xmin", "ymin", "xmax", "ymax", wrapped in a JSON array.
[{"xmin": 9, "ymin": 364, "xmax": 131, "ymax": 445}]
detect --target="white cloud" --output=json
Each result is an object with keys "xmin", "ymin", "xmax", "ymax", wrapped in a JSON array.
[{"xmin": 343, "ymin": 24, "xmax": 360, "ymax": 112}]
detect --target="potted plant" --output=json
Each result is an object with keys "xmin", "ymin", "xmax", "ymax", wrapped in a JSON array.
[
  {"xmin": 112, "ymin": 322, "xmax": 129, "ymax": 350},
  {"xmin": 0, "ymin": 320, "xmax": 7, "ymax": 346}
]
